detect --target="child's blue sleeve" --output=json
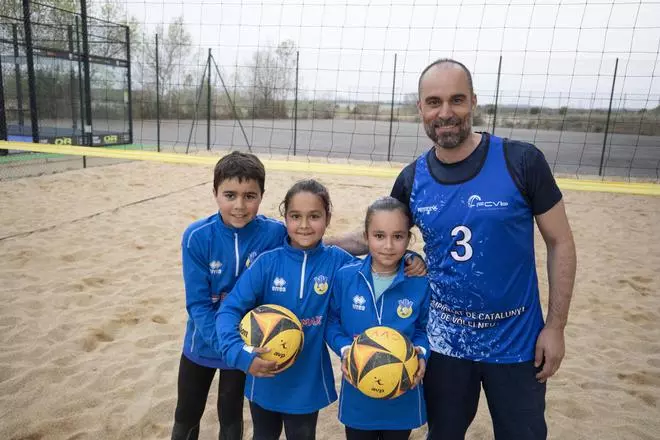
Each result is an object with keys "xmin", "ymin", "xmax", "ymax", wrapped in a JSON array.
[
  {"xmin": 412, "ymin": 281, "xmax": 431, "ymax": 360},
  {"xmin": 182, "ymin": 231, "xmax": 219, "ymax": 351},
  {"xmin": 216, "ymin": 257, "xmax": 266, "ymax": 372},
  {"xmin": 325, "ymin": 272, "xmax": 354, "ymax": 357}
]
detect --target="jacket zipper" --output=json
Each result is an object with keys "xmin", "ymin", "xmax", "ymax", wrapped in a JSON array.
[
  {"xmin": 299, "ymin": 252, "xmax": 307, "ymax": 299},
  {"xmin": 234, "ymin": 233, "xmax": 240, "ymax": 277},
  {"xmin": 359, "ymin": 271, "xmax": 384, "ymax": 325}
]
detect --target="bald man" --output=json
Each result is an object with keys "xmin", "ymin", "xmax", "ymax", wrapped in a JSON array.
[{"xmin": 329, "ymin": 59, "xmax": 576, "ymax": 440}]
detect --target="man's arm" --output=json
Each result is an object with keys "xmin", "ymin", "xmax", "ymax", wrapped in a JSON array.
[
  {"xmin": 534, "ymin": 199, "xmax": 577, "ymax": 382},
  {"xmin": 326, "ymin": 163, "xmax": 415, "ymax": 256},
  {"xmin": 324, "ymin": 231, "xmax": 368, "ymax": 256}
]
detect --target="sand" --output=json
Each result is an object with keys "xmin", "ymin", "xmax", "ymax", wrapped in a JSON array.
[{"xmin": 0, "ymin": 159, "xmax": 659, "ymax": 440}]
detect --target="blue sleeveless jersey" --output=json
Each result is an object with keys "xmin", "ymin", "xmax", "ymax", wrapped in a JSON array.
[{"xmin": 410, "ymin": 135, "xmax": 543, "ymax": 363}]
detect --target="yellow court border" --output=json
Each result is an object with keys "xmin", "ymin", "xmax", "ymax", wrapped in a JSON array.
[{"xmin": 2, "ymin": 141, "xmax": 659, "ymax": 196}]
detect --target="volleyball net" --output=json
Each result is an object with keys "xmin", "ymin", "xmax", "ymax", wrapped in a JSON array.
[{"xmin": 1, "ymin": 0, "xmax": 659, "ymax": 185}]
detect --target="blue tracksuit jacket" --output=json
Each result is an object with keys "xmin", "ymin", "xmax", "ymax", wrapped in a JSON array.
[
  {"xmin": 325, "ymin": 255, "xmax": 431, "ymax": 430},
  {"xmin": 181, "ymin": 213, "xmax": 286, "ymax": 368},
  {"xmin": 217, "ymin": 240, "xmax": 356, "ymax": 414}
]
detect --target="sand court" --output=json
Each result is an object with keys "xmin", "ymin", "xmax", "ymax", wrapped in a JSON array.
[{"xmin": 0, "ymin": 160, "xmax": 659, "ymax": 439}]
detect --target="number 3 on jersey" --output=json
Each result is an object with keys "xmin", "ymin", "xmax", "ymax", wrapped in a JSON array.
[{"xmin": 450, "ymin": 225, "xmax": 473, "ymax": 262}]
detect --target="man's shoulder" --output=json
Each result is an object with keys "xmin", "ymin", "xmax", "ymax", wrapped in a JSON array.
[{"xmin": 501, "ymin": 137, "xmax": 547, "ymax": 165}]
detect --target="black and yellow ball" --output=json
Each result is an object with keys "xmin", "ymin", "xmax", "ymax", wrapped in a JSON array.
[
  {"xmin": 239, "ymin": 304, "xmax": 304, "ymax": 372},
  {"xmin": 346, "ymin": 326, "xmax": 418, "ymax": 399}
]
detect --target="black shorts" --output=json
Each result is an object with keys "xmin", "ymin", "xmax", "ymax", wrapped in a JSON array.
[{"xmin": 424, "ymin": 351, "xmax": 547, "ymax": 440}]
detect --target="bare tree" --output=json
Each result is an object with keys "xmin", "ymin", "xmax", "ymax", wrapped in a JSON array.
[
  {"xmin": 144, "ymin": 16, "xmax": 192, "ymax": 97},
  {"xmin": 242, "ymin": 39, "xmax": 297, "ymax": 119}
]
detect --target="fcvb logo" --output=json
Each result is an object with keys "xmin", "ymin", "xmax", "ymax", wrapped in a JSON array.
[
  {"xmin": 467, "ymin": 194, "xmax": 509, "ymax": 209},
  {"xmin": 397, "ymin": 299, "xmax": 414, "ymax": 318},
  {"xmin": 313, "ymin": 275, "xmax": 329, "ymax": 295}
]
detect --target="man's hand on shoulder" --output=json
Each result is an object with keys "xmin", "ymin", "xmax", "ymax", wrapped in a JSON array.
[{"xmin": 404, "ymin": 252, "xmax": 427, "ymax": 276}]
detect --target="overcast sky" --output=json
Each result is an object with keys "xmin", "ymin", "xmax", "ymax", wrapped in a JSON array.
[{"xmin": 119, "ymin": 0, "xmax": 660, "ymax": 108}]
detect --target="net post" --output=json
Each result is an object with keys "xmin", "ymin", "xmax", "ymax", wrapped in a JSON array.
[
  {"xmin": 22, "ymin": 0, "xmax": 39, "ymax": 144},
  {"xmin": 80, "ymin": 0, "xmax": 93, "ymax": 167},
  {"xmin": 12, "ymin": 24, "xmax": 24, "ymax": 129},
  {"xmin": 155, "ymin": 33, "xmax": 160, "ymax": 152},
  {"xmin": 125, "ymin": 25, "xmax": 134, "ymax": 146},
  {"xmin": 387, "ymin": 53, "xmax": 397, "ymax": 162},
  {"xmin": 207, "ymin": 48, "xmax": 212, "ymax": 152},
  {"xmin": 599, "ymin": 57, "xmax": 619, "ymax": 177},
  {"xmin": 68, "ymin": 25, "xmax": 77, "ymax": 132},
  {"xmin": 294, "ymin": 50, "xmax": 299, "ymax": 156},
  {"xmin": 0, "ymin": 53, "xmax": 7, "ymax": 154},
  {"xmin": 492, "ymin": 55, "xmax": 502, "ymax": 135},
  {"xmin": 75, "ymin": 17, "xmax": 85, "ymax": 146}
]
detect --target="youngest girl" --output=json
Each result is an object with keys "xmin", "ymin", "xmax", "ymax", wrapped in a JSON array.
[{"xmin": 325, "ymin": 196, "xmax": 431, "ymax": 440}]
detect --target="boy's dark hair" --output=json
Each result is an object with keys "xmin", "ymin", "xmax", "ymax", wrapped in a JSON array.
[
  {"xmin": 279, "ymin": 179, "xmax": 332, "ymax": 219},
  {"xmin": 364, "ymin": 196, "xmax": 413, "ymax": 233},
  {"xmin": 213, "ymin": 151, "xmax": 266, "ymax": 194}
]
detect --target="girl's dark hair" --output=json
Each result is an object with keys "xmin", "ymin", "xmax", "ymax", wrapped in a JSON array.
[
  {"xmin": 279, "ymin": 179, "xmax": 332, "ymax": 218},
  {"xmin": 364, "ymin": 196, "xmax": 413, "ymax": 233}
]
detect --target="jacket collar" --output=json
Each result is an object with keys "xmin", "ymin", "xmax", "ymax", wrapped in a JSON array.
[
  {"xmin": 281, "ymin": 238, "xmax": 326, "ymax": 261},
  {"xmin": 357, "ymin": 253, "xmax": 407, "ymax": 287},
  {"xmin": 215, "ymin": 212, "xmax": 262, "ymax": 237}
]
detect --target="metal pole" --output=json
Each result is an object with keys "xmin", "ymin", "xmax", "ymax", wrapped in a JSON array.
[
  {"xmin": 210, "ymin": 55, "xmax": 252, "ymax": 152},
  {"xmin": 0, "ymin": 53, "xmax": 7, "ymax": 153},
  {"xmin": 207, "ymin": 48, "xmax": 211, "ymax": 151},
  {"xmin": 293, "ymin": 50, "xmax": 299, "ymax": 156},
  {"xmin": 125, "ymin": 25, "xmax": 133, "ymax": 146},
  {"xmin": 599, "ymin": 57, "xmax": 619, "ymax": 177},
  {"xmin": 492, "ymin": 55, "xmax": 502, "ymax": 135},
  {"xmin": 12, "ymin": 24, "xmax": 24, "ymax": 129},
  {"xmin": 80, "ymin": 0, "xmax": 93, "ymax": 153},
  {"xmin": 22, "ymin": 0, "xmax": 39, "ymax": 144},
  {"xmin": 185, "ymin": 61, "xmax": 209, "ymax": 154},
  {"xmin": 387, "ymin": 53, "xmax": 397, "ymax": 161},
  {"xmin": 68, "ymin": 25, "xmax": 76, "ymax": 131},
  {"xmin": 155, "ymin": 33, "xmax": 160, "ymax": 152},
  {"xmin": 75, "ymin": 16, "xmax": 85, "ymax": 143}
]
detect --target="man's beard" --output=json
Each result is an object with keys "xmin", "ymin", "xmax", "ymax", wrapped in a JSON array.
[{"xmin": 423, "ymin": 114, "xmax": 472, "ymax": 149}]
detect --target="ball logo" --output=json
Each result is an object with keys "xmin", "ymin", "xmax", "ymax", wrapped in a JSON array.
[
  {"xmin": 313, "ymin": 275, "xmax": 329, "ymax": 295},
  {"xmin": 397, "ymin": 299, "xmax": 414, "ymax": 319}
]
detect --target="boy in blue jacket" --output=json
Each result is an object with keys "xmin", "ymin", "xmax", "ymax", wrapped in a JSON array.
[
  {"xmin": 172, "ymin": 152, "xmax": 287, "ymax": 440},
  {"xmin": 326, "ymin": 197, "xmax": 431, "ymax": 440}
]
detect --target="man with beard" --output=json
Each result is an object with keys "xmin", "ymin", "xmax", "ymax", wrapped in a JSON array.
[{"xmin": 328, "ymin": 59, "xmax": 576, "ymax": 439}]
